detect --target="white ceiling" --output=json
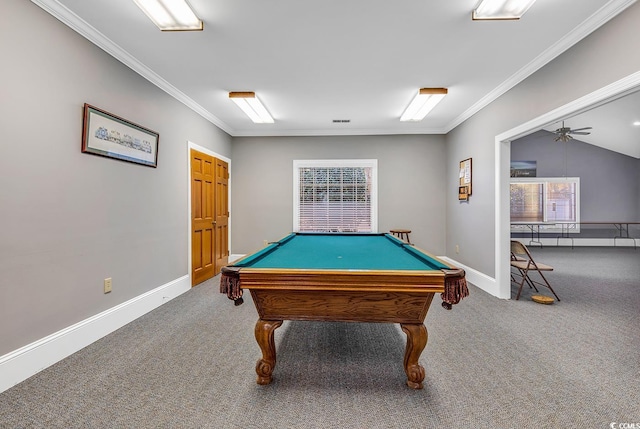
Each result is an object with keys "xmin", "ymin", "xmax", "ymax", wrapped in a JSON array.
[{"xmin": 35, "ymin": 0, "xmax": 639, "ymax": 150}]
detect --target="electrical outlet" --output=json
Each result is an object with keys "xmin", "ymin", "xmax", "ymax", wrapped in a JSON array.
[
  {"xmin": 104, "ymin": 278, "xmax": 112, "ymax": 294},
  {"xmin": 455, "ymin": 245, "xmax": 460, "ymax": 254}
]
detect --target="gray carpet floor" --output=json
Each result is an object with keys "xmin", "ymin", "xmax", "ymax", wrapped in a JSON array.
[{"xmin": 0, "ymin": 247, "xmax": 638, "ymax": 428}]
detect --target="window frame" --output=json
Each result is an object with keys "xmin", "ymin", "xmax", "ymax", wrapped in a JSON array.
[
  {"xmin": 510, "ymin": 176, "xmax": 581, "ymax": 233},
  {"xmin": 293, "ymin": 159, "xmax": 378, "ymax": 233}
]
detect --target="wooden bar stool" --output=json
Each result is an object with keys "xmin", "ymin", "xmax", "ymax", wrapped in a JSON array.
[{"xmin": 390, "ymin": 229, "xmax": 412, "ymax": 244}]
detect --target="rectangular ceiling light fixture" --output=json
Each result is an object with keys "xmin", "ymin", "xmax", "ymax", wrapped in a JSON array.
[
  {"xmin": 133, "ymin": 0, "xmax": 203, "ymax": 31},
  {"xmin": 400, "ymin": 88, "xmax": 448, "ymax": 122},
  {"xmin": 472, "ymin": 0, "xmax": 537, "ymax": 20},
  {"xmin": 229, "ymin": 92, "xmax": 274, "ymax": 124}
]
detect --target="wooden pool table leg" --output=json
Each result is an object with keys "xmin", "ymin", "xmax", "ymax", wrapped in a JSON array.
[
  {"xmin": 254, "ymin": 319, "xmax": 283, "ymax": 385},
  {"xmin": 400, "ymin": 323, "xmax": 427, "ymax": 389}
]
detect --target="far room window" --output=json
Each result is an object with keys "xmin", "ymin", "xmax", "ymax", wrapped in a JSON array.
[
  {"xmin": 510, "ymin": 177, "xmax": 580, "ymax": 232},
  {"xmin": 510, "ymin": 182, "xmax": 543, "ymax": 222},
  {"xmin": 293, "ymin": 159, "xmax": 378, "ymax": 233}
]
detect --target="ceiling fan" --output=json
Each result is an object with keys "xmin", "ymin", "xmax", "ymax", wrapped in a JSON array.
[{"xmin": 553, "ymin": 120, "xmax": 592, "ymax": 142}]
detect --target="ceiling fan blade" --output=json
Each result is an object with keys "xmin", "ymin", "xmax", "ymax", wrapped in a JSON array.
[
  {"xmin": 570, "ymin": 127, "xmax": 592, "ymax": 132},
  {"xmin": 570, "ymin": 131, "xmax": 591, "ymax": 135}
]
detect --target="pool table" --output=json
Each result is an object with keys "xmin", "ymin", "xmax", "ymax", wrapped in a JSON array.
[{"xmin": 220, "ymin": 232, "xmax": 468, "ymax": 389}]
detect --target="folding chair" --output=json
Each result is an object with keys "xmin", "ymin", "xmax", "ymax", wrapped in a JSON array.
[{"xmin": 510, "ymin": 240, "xmax": 560, "ymax": 301}]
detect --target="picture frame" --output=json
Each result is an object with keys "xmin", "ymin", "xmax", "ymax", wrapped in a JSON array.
[
  {"xmin": 458, "ymin": 185, "xmax": 469, "ymax": 201},
  {"xmin": 82, "ymin": 103, "xmax": 159, "ymax": 168},
  {"xmin": 459, "ymin": 158, "xmax": 472, "ymax": 200},
  {"xmin": 510, "ymin": 160, "xmax": 537, "ymax": 177}
]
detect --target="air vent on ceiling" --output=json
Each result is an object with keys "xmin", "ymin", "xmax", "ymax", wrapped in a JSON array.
[{"xmin": 332, "ymin": 119, "xmax": 351, "ymax": 123}]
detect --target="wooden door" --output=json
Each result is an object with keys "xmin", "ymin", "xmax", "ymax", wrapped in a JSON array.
[
  {"xmin": 214, "ymin": 158, "xmax": 229, "ymax": 270},
  {"xmin": 191, "ymin": 149, "xmax": 230, "ymax": 286},
  {"xmin": 191, "ymin": 149, "xmax": 215, "ymax": 286}
]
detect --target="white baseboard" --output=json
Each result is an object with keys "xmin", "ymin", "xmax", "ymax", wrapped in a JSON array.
[
  {"xmin": 439, "ymin": 256, "xmax": 500, "ymax": 299},
  {"xmin": 229, "ymin": 254, "xmax": 245, "ymax": 263},
  {"xmin": 0, "ymin": 275, "xmax": 191, "ymax": 394}
]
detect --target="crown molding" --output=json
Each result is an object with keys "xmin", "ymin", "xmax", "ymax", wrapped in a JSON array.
[
  {"xmin": 230, "ymin": 126, "xmax": 448, "ymax": 138},
  {"xmin": 31, "ymin": 0, "xmax": 636, "ymax": 138},
  {"xmin": 445, "ymin": 0, "xmax": 637, "ymax": 133},
  {"xmin": 30, "ymin": 0, "xmax": 234, "ymax": 135},
  {"xmin": 496, "ymin": 70, "xmax": 640, "ymax": 144}
]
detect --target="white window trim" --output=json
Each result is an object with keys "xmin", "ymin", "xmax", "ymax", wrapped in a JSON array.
[{"xmin": 293, "ymin": 159, "xmax": 378, "ymax": 233}]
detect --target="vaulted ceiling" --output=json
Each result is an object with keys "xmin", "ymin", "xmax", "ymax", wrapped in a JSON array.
[{"xmin": 543, "ymin": 90, "xmax": 640, "ymax": 158}]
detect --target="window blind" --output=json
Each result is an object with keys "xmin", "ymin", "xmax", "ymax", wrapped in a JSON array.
[
  {"xmin": 295, "ymin": 164, "xmax": 375, "ymax": 233},
  {"xmin": 510, "ymin": 182, "xmax": 544, "ymax": 222}
]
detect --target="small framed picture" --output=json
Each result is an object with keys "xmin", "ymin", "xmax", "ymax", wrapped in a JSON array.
[
  {"xmin": 82, "ymin": 104, "xmax": 159, "ymax": 167},
  {"xmin": 459, "ymin": 158, "xmax": 472, "ymax": 196},
  {"xmin": 458, "ymin": 185, "xmax": 469, "ymax": 201}
]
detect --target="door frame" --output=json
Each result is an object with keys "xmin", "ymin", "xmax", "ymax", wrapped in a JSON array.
[
  {"xmin": 494, "ymin": 71, "xmax": 640, "ymax": 299},
  {"xmin": 187, "ymin": 141, "xmax": 231, "ymax": 284}
]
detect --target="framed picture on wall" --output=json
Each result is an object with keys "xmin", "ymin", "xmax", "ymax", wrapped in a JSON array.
[
  {"xmin": 510, "ymin": 160, "xmax": 537, "ymax": 177},
  {"xmin": 459, "ymin": 158, "xmax": 472, "ymax": 200},
  {"xmin": 82, "ymin": 103, "xmax": 159, "ymax": 168},
  {"xmin": 458, "ymin": 185, "xmax": 469, "ymax": 201}
]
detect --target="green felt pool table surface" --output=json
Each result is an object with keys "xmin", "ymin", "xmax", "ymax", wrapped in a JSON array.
[{"xmin": 234, "ymin": 232, "xmax": 449, "ymax": 271}]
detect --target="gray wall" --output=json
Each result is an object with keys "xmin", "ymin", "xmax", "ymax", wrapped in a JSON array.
[
  {"xmin": 446, "ymin": 2, "xmax": 640, "ymax": 277},
  {"xmin": 512, "ymin": 130, "xmax": 639, "ymax": 222},
  {"xmin": 0, "ymin": 0, "xmax": 231, "ymax": 355},
  {"xmin": 231, "ymin": 135, "xmax": 447, "ymax": 254}
]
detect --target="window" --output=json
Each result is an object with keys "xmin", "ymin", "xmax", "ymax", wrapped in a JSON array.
[
  {"xmin": 510, "ymin": 177, "xmax": 580, "ymax": 232},
  {"xmin": 546, "ymin": 182, "xmax": 578, "ymax": 222},
  {"xmin": 510, "ymin": 182, "xmax": 543, "ymax": 222},
  {"xmin": 293, "ymin": 159, "xmax": 377, "ymax": 233}
]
